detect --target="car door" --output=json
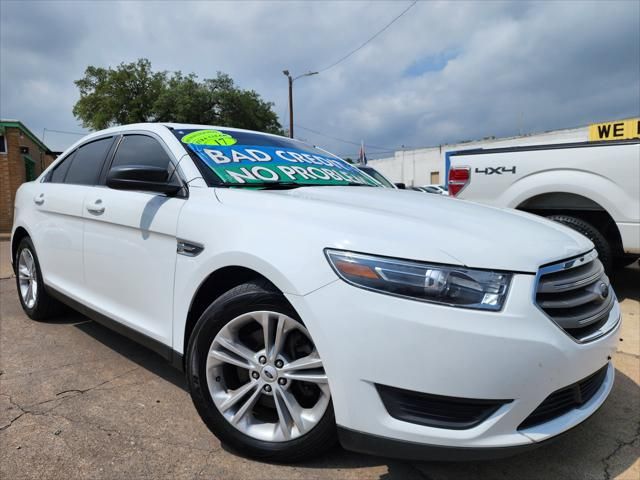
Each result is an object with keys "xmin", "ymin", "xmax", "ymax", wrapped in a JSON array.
[
  {"xmin": 30, "ymin": 137, "xmax": 115, "ymax": 298},
  {"xmin": 81, "ymin": 133, "xmax": 186, "ymax": 347}
]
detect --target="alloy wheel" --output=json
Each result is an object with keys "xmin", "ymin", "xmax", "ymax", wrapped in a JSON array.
[
  {"xmin": 206, "ymin": 311, "xmax": 330, "ymax": 442},
  {"xmin": 18, "ymin": 248, "xmax": 38, "ymax": 309}
]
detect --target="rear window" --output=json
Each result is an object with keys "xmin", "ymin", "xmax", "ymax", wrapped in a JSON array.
[
  {"xmin": 171, "ymin": 128, "xmax": 379, "ymax": 187},
  {"xmin": 64, "ymin": 137, "xmax": 114, "ymax": 185},
  {"xmin": 49, "ymin": 151, "xmax": 76, "ymax": 183}
]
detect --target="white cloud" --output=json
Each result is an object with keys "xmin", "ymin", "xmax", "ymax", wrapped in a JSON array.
[{"xmin": 1, "ymin": 0, "xmax": 638, "ymax": 154}]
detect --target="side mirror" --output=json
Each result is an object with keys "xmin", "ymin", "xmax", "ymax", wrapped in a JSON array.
[
  {"xmin": 394, "ymin": 182, "xmax": 406, "ymax": 190},
  {"xmin": 106, "ymin": 165, "xmax": 181, "ymax": 196}
]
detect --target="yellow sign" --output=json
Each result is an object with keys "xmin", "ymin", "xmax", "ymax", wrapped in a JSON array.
[
  {"xmin": 181, "ymin": 129, "xmax": 237, "ymax": 146},
  {"xmin": 589, "ymin": 118, "xmax": 640, "ymax": 141}
]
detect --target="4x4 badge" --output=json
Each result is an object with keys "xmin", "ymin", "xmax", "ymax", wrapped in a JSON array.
[{"xmin": 475, "ymin": 166, "xmax": 516, "ymax": 175}]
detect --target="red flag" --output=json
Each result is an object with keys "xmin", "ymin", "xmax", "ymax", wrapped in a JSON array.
[{"xmin": 358, "ymin": 141, "xmax": 367, "ymax": 165}]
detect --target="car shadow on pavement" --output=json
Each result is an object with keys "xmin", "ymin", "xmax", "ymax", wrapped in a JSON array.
[
  {"xmin": 73, "ymin": 318, "xmax": 188, "ymax": 390},
  {"xmin": 612, "ymin": 263, "xmax": 639, "ymax": 302}
]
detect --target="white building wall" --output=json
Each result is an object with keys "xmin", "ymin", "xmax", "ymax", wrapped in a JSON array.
[{"xmin": 369, "ymin": 125, "xmax": 589, "ymax": 187}]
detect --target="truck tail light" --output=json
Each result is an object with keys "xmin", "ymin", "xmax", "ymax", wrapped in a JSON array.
[{"xmin": 448, "ymin": 167, "xmax": 470, "ymax": 197}]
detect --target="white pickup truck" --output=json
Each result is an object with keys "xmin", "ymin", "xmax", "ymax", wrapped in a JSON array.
[{"xmin": 447, "ymin": 139, "xmax": 640, "ymax": 273}]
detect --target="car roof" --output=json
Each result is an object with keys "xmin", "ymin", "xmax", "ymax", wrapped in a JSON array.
[
  {"xmin": 85, "ymin": 122, "xmax": 283, "ymax": 140},
  {"xmin": 56, "ymin": 122, "xmax": 290, "ymax": 159}
]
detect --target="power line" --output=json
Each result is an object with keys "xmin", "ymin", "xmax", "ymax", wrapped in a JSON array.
[
  {"xmin": 296, "ymin": 124, "xmax": 395, "ymax": 151},
  {"xmin": 44, "ymin": 128, "xmax": 86, "ymax": 136},
  {"xmin": 335, "ymin": 151, "xmax": 396, "ymax": 159},
  {"xmin": 316, "ymin": 1, "xmax": 418, "ymax": 74}
]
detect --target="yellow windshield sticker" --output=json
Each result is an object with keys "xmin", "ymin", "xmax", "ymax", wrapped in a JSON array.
[{"xmin": 181, "ymin": 129, "xmax": 237, "ymax": 146}]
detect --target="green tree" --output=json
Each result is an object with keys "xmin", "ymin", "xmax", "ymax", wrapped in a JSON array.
[{"xmin": 73, "ymin": 59, "xmax": 282, "ymax": 134}]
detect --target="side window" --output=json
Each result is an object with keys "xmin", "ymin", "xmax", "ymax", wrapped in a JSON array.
[
  {"xmin": 111, "ymin": 135, "xmax": 172, "ymax": 171},
  {"xmin": 65, "ymin": 137, "xmax": 114, "ymax": 185},
  {"xmin": 49, "ymin": 151, "xmax": 76, "ymax": 183}
]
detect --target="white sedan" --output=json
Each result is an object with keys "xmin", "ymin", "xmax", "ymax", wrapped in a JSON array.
[{"xmin": 11, "ymin": 123, "xmax": 619, "ymax": 462}]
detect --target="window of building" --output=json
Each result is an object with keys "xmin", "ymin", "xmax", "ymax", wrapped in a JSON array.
[
  {"xmin": 64, "ymin": 137, "xmax": 114, "ymax": 185},
  {"xmin": 0, "ymin": 135, "xmax": 6, "ymax": 154},
  {"xmin": 430, "ymin": 171, "xmax": 440, "ymax": 184},
  {"xmin": 111, "ymin": 135, "xmax": 172, "ymax": 171}
]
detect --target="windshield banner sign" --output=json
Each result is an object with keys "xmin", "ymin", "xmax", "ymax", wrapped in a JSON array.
[{"xmin": 180, "ymin": 130, "xmax": 378, "ymax": 186}]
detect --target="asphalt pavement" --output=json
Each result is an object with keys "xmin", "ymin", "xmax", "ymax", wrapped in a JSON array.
[{"xmin": 1, "ymin": 241, "xmax": 638, "ymax": 479}]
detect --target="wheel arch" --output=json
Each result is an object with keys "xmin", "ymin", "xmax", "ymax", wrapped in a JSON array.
[
  {"xmin": 515, "ymin": 192, "xmax": 623, "ymax": 254},
  {"xmin": 10, "ymin": 226, "xmax": 31, "ymax": 273},
  {"xmin": 182, "ymin": 265, "xmax": 282, "ymax": 357}
]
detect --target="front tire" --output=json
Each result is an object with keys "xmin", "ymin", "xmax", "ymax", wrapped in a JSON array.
[
  {"xmin": 186, "ymin": 280, "xmax": 337, "ymax": 462},
  {"xmin": 14, "ymin": 237, "xmax": 63, "ymax": 320}
]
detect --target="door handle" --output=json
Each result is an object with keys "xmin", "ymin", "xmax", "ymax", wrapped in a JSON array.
[
  {"xmin": 86, "ymin": 199, "xmax": 105, "ymax": 215},
  {"xmin": 34, "ymin": 194, "xmax": 44, "ymax": 205}
]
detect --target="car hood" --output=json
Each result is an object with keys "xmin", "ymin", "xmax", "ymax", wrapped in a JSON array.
[{"xmin": 215, "ymin": 186, "xmax": 593, "ymax": 273}]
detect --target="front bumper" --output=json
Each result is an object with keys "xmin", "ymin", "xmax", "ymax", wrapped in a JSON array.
[{"xmin": 285, "ymin": 273, "xmax": 620, "ymax": 455}]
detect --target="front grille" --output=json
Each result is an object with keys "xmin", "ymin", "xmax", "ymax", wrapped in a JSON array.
[
  {"xmin": 519, "ymin": 364, "xmax": 608, "ymax": 429},
  {"xmin": 535, "ymin": 250, "xmax": 616, "ymax": 342},
  {"xmin": 376, "ymin": 384, "xmax": 512, "ymax": 430}
]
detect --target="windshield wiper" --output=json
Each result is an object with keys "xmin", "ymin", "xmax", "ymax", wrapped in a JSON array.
[
  {"xmin": 216, "ymin": 182, "xmax": 375, "ymax": 189},
  {"xmin": 217, "ymin": 182, "xmax": 304, "ymax": 190}
]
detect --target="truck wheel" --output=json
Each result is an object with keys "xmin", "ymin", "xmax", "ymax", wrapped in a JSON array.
[
  {"xmin": 546, "ymin": 215, "xmax": 613, "ymax": 274},
  {"xmin": 613, "ymin": 255, "xmax": 639, "ymax": 269}
]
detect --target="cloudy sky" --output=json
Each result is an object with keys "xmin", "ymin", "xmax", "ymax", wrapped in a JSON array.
[{"xmin": 1, "ymin": 0, "xmax": 639, "ymax": 156}]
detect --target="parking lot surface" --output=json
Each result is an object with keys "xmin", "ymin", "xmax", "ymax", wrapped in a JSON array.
[{"xmin": 1, "ymin": 242, "xmax": 638, "ymax": 480}]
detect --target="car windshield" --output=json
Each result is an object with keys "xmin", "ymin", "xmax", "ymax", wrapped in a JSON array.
[{"xmin": 172, "ymin": 127, "xmax": 381, "ymax": 188}]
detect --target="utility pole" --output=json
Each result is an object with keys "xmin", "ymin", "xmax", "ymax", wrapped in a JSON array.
[
  {"xmin": 282, "ymin": 70, "xmax": 318, "ymax": 138},
  {"xmin": 287, "ymin": 75, "xmax": 294, "ymax": 138},
  {"xmin": 401, "ymin": 145, "xmax": 405, "ymax": 184}
]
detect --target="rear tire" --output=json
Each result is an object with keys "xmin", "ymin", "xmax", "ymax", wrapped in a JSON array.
[
  {"xmin": 546, "ymin": 215, "xmax": 613, "ymax": 274},
  {"xmin": 186, "ymin": 279, "xmax": 337, "ymax": 462},
  {"xmin": 14, "ymin": 237, "xmax": 64, "ymax": 321}
]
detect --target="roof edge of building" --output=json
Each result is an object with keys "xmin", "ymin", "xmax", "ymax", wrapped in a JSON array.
[{"xmin": 0, "ymin": 120, "xmax": 51, "ymax": 153}]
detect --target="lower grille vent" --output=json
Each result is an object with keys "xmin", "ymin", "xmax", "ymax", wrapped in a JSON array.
[
  {"xmin": 519, "ymin": 365, "xmax": 608, "ymax": 430},
  {"xmin": 376, "ymin": 384, "xmax": 511, "ymax": 430}
]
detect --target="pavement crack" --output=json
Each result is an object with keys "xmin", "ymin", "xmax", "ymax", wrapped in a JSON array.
[
  {"xmin": 55, "ymin": 389, "xmax": 85, "ymax": 396},
  {"xmin": 1, "ymin": 393, "xmax": 215, "ymax": 453},
  {"xmin": 0, "ymin": 393, "xmax": 37, "ymax": 431},
  {"xmin": 601, "ymin": 420, "xmax": 640, "ymax": 480},
  {"xmin": 0, "ymin": 366, "xmax": 145, "ymax": 419},
  {"xmin": 56, "ymin": 366, "xmax": 141, "ymax": 396},
  {"xmin": 615, "ymin": 350, "xmax": 640, "ymax": 359},
  {"xmin": 25, "ymin": 366, "xmax": 142, "ymax": 410},
  {"xmin": 0, "ymin": 412, "xmax": 25, "ymax": 431}
]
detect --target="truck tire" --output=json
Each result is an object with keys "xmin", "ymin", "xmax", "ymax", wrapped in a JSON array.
[
  {"xmin": 614, "ymin": 255, "xmax": 639, "ymax": 269},
  {"xmin": 546, "ymin": 215, "xmax": 613, "ymax": 274}
]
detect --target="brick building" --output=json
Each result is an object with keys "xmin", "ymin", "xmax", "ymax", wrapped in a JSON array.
[{"xmin": 0, "ymin": 120, "xmax": 57, "ymax": 233}]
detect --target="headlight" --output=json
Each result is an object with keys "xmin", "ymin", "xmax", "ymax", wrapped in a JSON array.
[{"xmin": 325, "ymin": 249, "xmax": 512, "ymax": 311}]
